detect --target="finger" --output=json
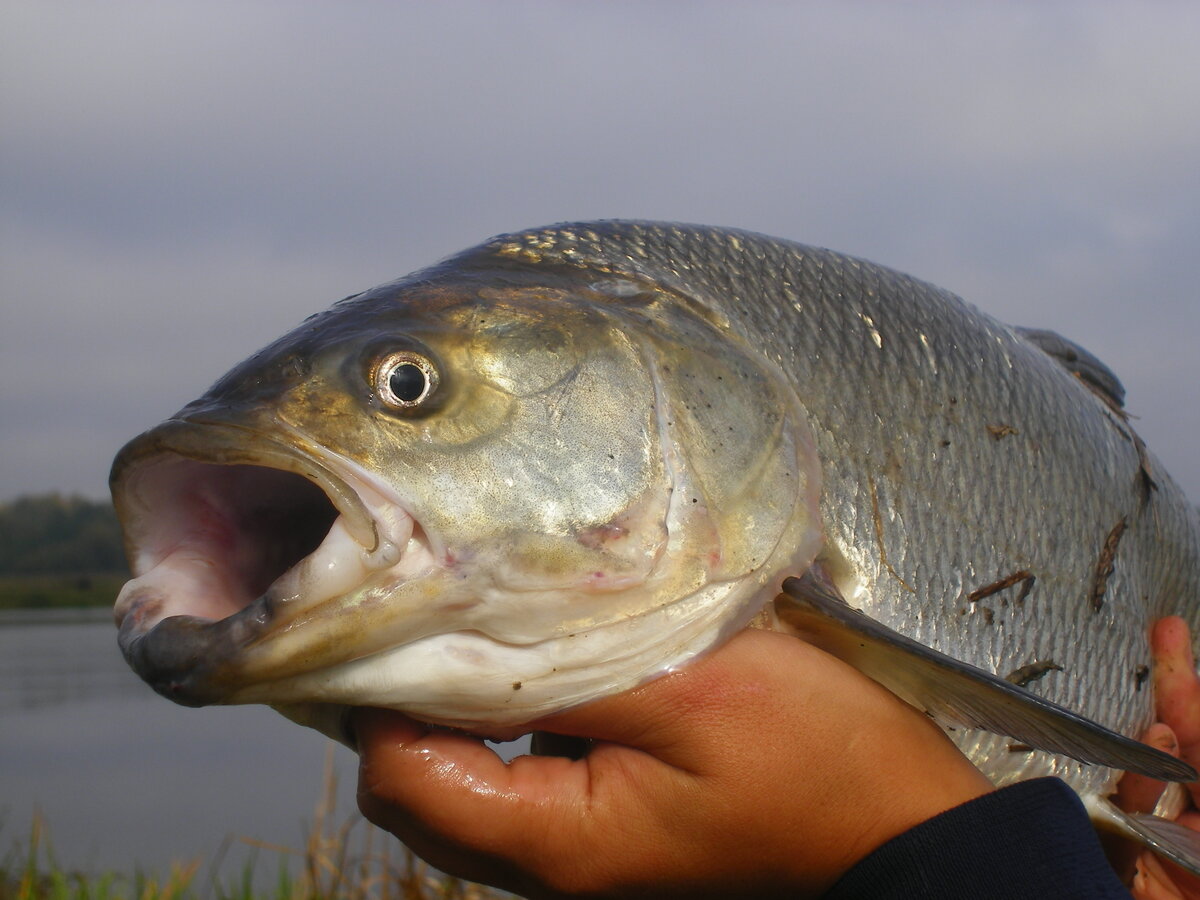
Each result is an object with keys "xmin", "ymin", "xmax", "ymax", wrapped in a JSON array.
[
  {"xmin": 1163, "ymin": 813, "xmax": 1200, "ymax": 900},
  {"xmin": 354, "ymin": 707, "xmax": 577, "ymax": 887},
  {"xmin": 1117, "ymin": 724, "xmax": 1180, "ymax": 814},
  {"xmin": 353, "ymin": 706, "xmax": 682, "ymax": 896},
  {"xmin": 1138, "ymin": 850, "xmax": 1200, "ymax": 900},
  {"xmin": 1151, "ymin": 618, "xmax": 1200, "ymax": 807},
  {"xmin": 1153, "ymin": 617, "xmax": 1200, "ymax": 741},
  {"xmin": 1112, "ymin": 725, "xmax": 1183, "ymax": 883},
  {"xmin": 1132, "ymin": 852, "xmax": 1187, "ymax": 900}
]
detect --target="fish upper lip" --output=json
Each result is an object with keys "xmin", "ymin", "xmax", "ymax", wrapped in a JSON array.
[{"xmin": 111, "ymin": 417, "xmax": 380, "ymax": 553}]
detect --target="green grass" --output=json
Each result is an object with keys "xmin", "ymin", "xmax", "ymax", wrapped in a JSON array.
[
  {"xmin": 0, "ymin": 574, "xmax": 126, "ymax": 611},
  {"xmin": 1, "ymin": 815, "xmax": 201, "ymax": 900},
  {"xmin": 1, "ymin": 753, "xmax": 506, "ymax": 900}
]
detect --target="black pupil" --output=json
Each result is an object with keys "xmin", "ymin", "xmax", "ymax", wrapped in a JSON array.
[{"xmin": 389, "ymin": 363, "xmax": 427, "ymax": 403}]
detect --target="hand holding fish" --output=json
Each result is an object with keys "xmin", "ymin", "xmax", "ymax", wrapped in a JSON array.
[{"xmin": 354, "ymin": 627, "xmax": 995, "ymax": 899}]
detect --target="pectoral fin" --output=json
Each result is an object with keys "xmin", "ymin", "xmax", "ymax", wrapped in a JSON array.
[{"xmin": 775, "ymin": 572, "xmax": 1196, "ymax": 782}]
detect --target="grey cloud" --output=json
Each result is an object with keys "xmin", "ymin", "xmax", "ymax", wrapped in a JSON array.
[{"xmin": 1, "ymin": 0, "xmax": 1197, "ymax": 499}]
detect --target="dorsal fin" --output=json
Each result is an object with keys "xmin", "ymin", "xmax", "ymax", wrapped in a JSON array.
[{"xmin": 1016, "ymin": 327, "xmax": 1126, "ymax": 409}]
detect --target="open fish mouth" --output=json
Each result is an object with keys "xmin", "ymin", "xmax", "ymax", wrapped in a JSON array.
[{"xmin": 111, "ymin": 419, "xmax": 435, "ymax": 706}]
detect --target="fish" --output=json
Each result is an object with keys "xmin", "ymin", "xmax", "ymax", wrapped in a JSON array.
[{"xmin": 111, "ymin": 220, "xmax": 1200, "ymax": 871}]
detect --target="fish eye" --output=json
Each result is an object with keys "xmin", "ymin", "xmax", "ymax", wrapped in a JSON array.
[{"xmin": 374, "ymin": 351, "xmax": 439, "ymax": 410}]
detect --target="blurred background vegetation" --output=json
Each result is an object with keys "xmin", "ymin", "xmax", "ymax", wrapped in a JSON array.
[{"xmin": 0, "ymin": 493, "xmax": 128, "ymax": 609}]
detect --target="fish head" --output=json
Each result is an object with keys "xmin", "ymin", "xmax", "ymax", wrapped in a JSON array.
[{"xmin": 112, "ymin": 263, "xmax": 822, "ymax": 728}]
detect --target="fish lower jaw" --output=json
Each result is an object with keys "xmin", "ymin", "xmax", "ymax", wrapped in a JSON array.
[{"xmin": 230, "ymin": 567, "xmax": 784, "ymax": 727}]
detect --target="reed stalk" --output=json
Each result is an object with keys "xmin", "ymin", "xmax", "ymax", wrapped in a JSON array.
[{"xmin": 1, "ymin": 748, "xmax": 505, "ymax": 900}]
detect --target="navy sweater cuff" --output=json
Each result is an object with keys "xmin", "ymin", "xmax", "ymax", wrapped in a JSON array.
[{"xmin": 824, "ymin": 777, "xmax": 1130, "ymax": 899}]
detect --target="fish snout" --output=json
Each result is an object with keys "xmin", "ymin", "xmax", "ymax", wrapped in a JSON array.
[{"xmin": 118, "ymin": 612, "xmax": 263, "ymax": 707}]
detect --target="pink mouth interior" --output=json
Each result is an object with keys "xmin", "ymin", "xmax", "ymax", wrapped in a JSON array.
[{"xmin": 116, "ymin": 459, "xmax": 340, "ymax": 626}]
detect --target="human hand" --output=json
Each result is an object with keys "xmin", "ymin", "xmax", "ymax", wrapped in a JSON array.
[
  {"xmin": 1117, "ymin": 617, "xmax": 1200, "ymax": 900},
  {"xmin": 354, "ymin": 628, "xmax": 992, "ymax": 899}
]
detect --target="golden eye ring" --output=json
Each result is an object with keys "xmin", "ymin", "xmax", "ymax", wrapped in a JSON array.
[{"xmin": 375, "ymin": 351, "xmax": 439, "ymax": 410}]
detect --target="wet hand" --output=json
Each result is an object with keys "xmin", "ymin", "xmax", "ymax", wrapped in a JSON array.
[{"xmin": 354, "ymin": 628, "xmax": 992, "ymax": 899}]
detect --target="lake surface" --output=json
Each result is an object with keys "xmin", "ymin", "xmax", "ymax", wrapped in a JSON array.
[{"xmin": 0, "ymin": 610, "xmax": 523, "ymax": 883}]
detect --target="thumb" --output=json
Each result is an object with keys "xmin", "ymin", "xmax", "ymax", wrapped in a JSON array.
[{"xmin": 352, "ymin": 707, "xmax": 670, "ymax": 897}]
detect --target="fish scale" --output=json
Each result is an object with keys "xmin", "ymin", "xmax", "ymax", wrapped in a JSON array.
[{"xmin": 479, "ymin": 220, "xmax": 1200, "ymax": 797}]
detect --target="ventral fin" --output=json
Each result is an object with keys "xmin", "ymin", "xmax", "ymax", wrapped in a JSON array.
[
  {"xmin": 775, "ymin": 572, "xmax": 1196, "ymax": 782},
  {"xmin": 1088, "ymin": 796, "xmax": 1200, "ymax": 877}
]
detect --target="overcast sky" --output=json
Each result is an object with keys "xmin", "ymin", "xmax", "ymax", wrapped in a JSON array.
[{"xmin": 2, "ymin": 1, "xmax": 1198, "ymax": 505}]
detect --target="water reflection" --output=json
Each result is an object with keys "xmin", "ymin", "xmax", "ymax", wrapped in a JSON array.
[
  {"xmin": 0, "ymin": 609, "xmax": 528, "ymax": 886},
  {"xmin": 0, "ymin": 610, "xmax": 365, "ymax": 877},
  {"xmin": 0, "ymin": 609, "xmax": 147, "ymax": 710}
]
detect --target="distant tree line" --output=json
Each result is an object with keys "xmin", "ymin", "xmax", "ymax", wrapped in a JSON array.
[
  {"xmin": 1, "ymin": 492, "xmax": 1196, "ymax": 580},
  {"xmin": 0, "ymin": 493, "xmax": 129, "ymax": 575}
]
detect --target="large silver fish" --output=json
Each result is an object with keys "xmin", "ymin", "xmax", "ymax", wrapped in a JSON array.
[{"xmin": 112, "ymin": 221, "xmax": 1200, "ymax": 869}]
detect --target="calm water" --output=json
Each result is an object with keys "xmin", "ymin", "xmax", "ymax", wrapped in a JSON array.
[{"xmin": 0, "ymin": 609, "xmax": 373, "ymax": 876}]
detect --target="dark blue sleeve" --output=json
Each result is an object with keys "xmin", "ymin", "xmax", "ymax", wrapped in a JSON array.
[{"xmin": 823, "ymin": 778, "xmax": 1131, "ymax": 899}]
